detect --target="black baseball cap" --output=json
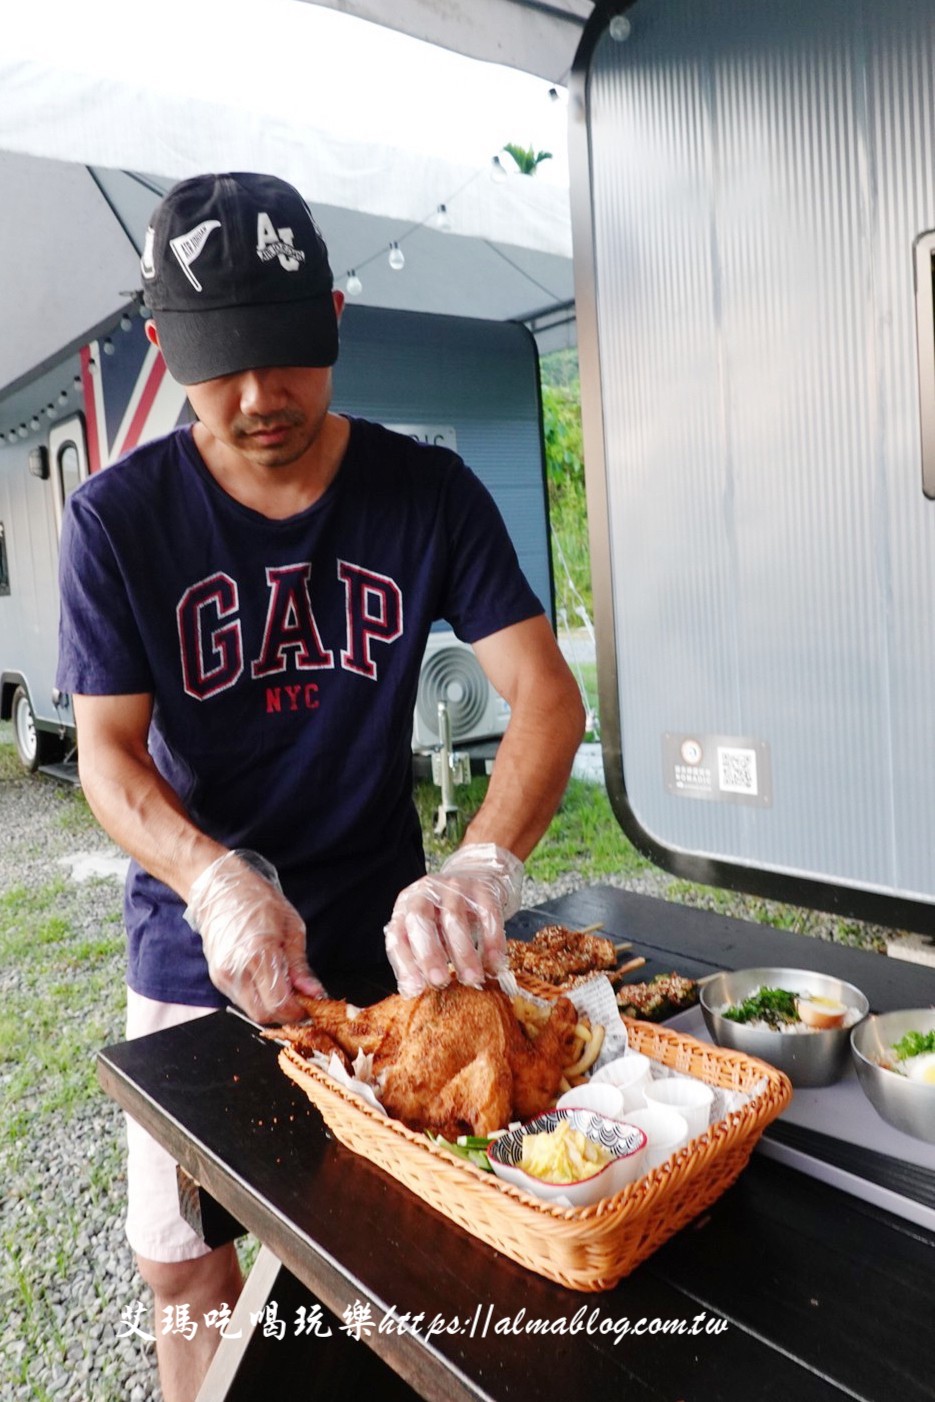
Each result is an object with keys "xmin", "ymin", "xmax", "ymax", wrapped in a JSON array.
[{"xmin": 140, "ymin": 172, "xmax": 338, "ymax": 384}]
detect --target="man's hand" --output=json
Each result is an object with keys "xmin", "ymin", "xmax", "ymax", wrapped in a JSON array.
[
  {"xmin": 384, "ymin": 843, "xmax": 524, "ymax": 997},
  {"xmin": 184, "ymin": 850, "xmax": 324, "ymax": 1023}
]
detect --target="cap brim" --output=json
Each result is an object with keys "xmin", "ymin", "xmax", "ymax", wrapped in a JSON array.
[{"xmin": 153, "ymin": 291, "xmax": 339, "ymax": 384}]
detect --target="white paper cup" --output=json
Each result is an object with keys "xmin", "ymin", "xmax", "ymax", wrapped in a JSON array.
[
  {"xmin": 591, "ymin": 1053, "xmax": 652, "ymax": 1111},
  {"xmin": 608, "ymin": 1130, "xmax": 648, "ymax": 1189},
  {"xmin": 622, "ymin": 1106, "xmax": 689, "ymax": 1169},
  {"xmin": 643, "ymin": 1077, "xmax": 714, "ymax": 1138},
  {"xmin": 556, "ymin": 1082, "xmax": 625, "ymax": 1118}
]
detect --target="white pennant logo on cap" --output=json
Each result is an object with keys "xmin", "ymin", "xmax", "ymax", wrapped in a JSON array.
[{"xmin": 169, "ymin": 220, "xmax": 222, "ymax": 292}]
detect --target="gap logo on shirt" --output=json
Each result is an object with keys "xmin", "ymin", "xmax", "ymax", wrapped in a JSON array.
[{"xmin": 176, "ymin": 559, "xmax": 403, "ymax": 702}]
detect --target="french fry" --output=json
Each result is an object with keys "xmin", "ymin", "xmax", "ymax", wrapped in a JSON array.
[
  {"xmin": 562, "ymin": 1022, "xmax": 605, "ymax": 1078},
  {"xmin": 512, "ymin": 993, "xmax": 552, "ymax": 1039}
]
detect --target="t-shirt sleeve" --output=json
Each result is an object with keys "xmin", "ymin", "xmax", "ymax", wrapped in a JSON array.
[
  {"xmin": 56, "ymin": 491, "xmax": 156, "ymax": 696},
  {"xmin": 438, "ymin": 459, "xmax": 546, "ymax": 643}
]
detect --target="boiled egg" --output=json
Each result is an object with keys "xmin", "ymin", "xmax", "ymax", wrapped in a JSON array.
[
  {"xmin": 796, "ymin": 995, "xmax": 847, "ymax": 1030},
  {"xmin": 902, "ymin": 1051, "xmax": 935, "ymax": 1084}
]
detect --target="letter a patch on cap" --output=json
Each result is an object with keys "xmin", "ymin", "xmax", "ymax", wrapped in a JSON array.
[{"xmin": 169, "ymin": 220, "xmax": 222, "ymax": 292}]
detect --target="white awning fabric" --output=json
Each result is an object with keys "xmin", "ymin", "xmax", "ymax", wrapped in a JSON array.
[
  {"xmin": 0, "ymin": 0, "xmax": 584, "ymax": 391},
  {"xmin": 303, "ymin": 0, "xmax": 593, "ymax": 83}
]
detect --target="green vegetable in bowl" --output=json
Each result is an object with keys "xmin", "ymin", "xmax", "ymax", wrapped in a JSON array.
[
  {"xmin": 892, "ymin": 1029, "xmax": 935, "ymax": 1062},
  {"xmin": 723, "ymin": 986, "xmax": 799, "ymax": 1028}
]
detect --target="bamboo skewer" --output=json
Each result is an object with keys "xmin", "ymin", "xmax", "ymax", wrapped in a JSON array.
[{"xmin": 615, "ymin": 955, "xmax": 647, "ymax": 978}]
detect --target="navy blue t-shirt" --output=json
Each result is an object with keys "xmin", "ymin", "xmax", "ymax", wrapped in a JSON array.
[{"xmin": 57, "ymin": 418, "xmax": 543, "ymax": 1004}]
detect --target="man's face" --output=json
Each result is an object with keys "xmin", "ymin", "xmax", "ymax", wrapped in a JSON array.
[{"xmin": 185, "ymin": 362, "xmax": 335, "ymax": 470}]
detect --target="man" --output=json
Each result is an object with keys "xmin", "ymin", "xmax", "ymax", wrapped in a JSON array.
[{"xmin": 57, "ymin": 172, "xmax": 584, "ymax": 1401}]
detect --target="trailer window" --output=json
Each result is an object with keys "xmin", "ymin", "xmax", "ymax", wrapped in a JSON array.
[
  {"xmin": 0, "ymin": 521, "xmax": 9, "ymax": 595},
  {"xmin": 56, "ymin": 443, "xmax": 82, "ymax": 505}
]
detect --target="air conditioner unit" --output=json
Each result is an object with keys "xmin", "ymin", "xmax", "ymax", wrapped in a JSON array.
[{"xmin": 412, "ymin": 630, "xmax": 510, "ymax": 751}]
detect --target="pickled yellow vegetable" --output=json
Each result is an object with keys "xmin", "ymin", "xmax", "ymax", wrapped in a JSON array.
[{"xmin": 519, "ymin": 1120, "xmax": 611, "ymax": 1183}]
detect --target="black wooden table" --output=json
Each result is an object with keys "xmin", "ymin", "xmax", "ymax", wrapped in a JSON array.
[{"xmin": 97, "ymin": 886, "xmax": 935, "ymax": 1402}]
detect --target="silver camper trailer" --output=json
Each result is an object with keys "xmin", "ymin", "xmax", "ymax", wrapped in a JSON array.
[
  {"xmin": 0, "ymin": 303, "xmax": 552, "ymax": 774},
  {"xmin": 573, "ymin": 0, "xmax": 935, "ymax": 932}
]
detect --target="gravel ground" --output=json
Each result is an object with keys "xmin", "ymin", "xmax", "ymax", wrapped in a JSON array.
[
  {"xmin": 0, "ymin": 757, "xmax": 159, "ymax": 1402},
  {"xmin": 0, "ymin": 750, "xmax": 160, "ymax": 1401},
  {"xmin": 0, "ymin": 730, "xmax": 913, "ymax": 1402}
]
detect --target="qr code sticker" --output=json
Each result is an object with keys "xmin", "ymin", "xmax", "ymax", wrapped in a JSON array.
[{"xmin": 717, "ymin": 746, "xmax": 758, "ymax": 796}]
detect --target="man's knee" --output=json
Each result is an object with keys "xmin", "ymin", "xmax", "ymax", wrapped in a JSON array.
[{"xmin": 136, "ymin": 1244, "xmax": 239, "ymax": 1303}]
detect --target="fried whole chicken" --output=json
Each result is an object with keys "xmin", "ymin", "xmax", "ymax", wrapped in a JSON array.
[{"xmin": 274, "ymin": 982, "xmax": 580, "ymax": 1139}]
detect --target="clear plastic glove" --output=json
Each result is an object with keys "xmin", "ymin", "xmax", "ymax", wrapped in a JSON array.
[
  {"xmin": 384, "ymin": 842, "xmax": 524, "ymax": 998},
  {"xmin": 183, "ymin": 849, "xmax": 324, "ymax": 1024}
]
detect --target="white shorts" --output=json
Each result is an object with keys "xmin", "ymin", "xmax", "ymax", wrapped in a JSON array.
[{"xmin": 124, "ymin": 987, "xmax": 217, "ymax": 1263}]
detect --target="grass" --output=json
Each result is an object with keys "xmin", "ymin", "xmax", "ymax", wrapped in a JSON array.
[
  {"xmin": 414, "ymin": 771, "xmax": 654, "ymax": 886},
  {"xmin": 0, "ymin": 877, "xmax": 124, "ymax": 1132},
  {"xmin": 525, "ymin": 778, "xmax": 653, "ymax": 884}
]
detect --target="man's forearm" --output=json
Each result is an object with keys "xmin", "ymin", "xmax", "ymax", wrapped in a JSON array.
[
  {"xmin": 78, "ymin": 744, "xmax": 226, "ymax": 902},
  {"xmin": 462, "ymin": 687, "xmax": 585, "ymax": 860}
]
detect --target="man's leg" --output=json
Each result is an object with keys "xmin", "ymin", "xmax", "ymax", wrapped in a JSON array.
[
  {"xmin": 124, "ymin": 989, "xmax": 241, "ymax": 1401},
  {"xmin": 137, "ymin": 1246, "xmax": 244, "ymax": 1402}
]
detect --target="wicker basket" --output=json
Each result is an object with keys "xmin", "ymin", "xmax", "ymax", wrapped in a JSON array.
[{"xmin": 278, "ymin": 1017, "xmax": 792, "ymax": 1292}]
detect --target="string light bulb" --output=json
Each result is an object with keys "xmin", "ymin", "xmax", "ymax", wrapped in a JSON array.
[
  {"xmin": 490, "ymin": 155, "xmax": 508, "ymax": 183},
  {"xmin": 45, "ymin": 404, "xmax": 55, "ymax": 419},
  {"xmin": 433, "ymin": 203, "xmax": 452, "ymax": 232},
  {"xmin": 120, "ymin": 313, "xmax": 133, "ymax": 332},
  {"xmin": 17, "ymin": 424, "xmax": 28, "ymax": 438},
  {"xmin": 103, "ymin": 338, "xmax": 115, "ymax": 356},
  {"xmin": 73, "ymin": 375, "xmax": 82, "ymax": 389},
  {"xmin": 388, "ymin": 242, "xmax": 405, "ymax": 271},
  {"xmin": 609, "ymin": 14, "xmax": 632, "ymax": 41},
  {"xmin": 30, "ymin": 416, "xmax": 40, "ymax": 431},
  {"xmin": 345, "ymin": 271, "xmax": 363, "ymax": 296},
  {"xmin": 58, "ymin": 390, "xmax": 69, "ymax": 405}
]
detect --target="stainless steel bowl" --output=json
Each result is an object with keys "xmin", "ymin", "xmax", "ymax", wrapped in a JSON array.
[
  {"xmin": 851, "ymin": 1008, "xmax": 935, "ymax": 1144},
  {"xmin": 700, "ymin": 967, "xmax": 869, "ymax": 1087}
]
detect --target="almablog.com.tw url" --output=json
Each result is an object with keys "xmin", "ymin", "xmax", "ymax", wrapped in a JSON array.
[{"xmin": 119, "ymin": 1297, "xmax": 729, "ymax": 1346}]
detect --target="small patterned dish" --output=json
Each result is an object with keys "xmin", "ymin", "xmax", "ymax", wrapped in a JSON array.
[{"xmin": 488, "ymin": 1108, "xmax": 647, "ymax": 1207}]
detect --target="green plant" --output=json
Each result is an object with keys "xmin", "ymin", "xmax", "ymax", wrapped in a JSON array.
[
  {"xmin": 501, "ymin": 142, "xmax": 553, "ymax": 175},
  {"xmin": 540, "ymin": 352, "xmax": 593, "ymax": 630}
]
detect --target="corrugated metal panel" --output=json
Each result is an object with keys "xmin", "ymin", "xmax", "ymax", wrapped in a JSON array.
[{"xmin": 583, "ymin": 0, "xmax": 935, "ymax": 902}]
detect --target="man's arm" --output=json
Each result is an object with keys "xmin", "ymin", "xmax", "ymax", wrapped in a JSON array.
[
  {"xmin": 72, "ymin": 693, "xmax": 322, "ymax": 1020},
  {"xmin": 464, "ymin": 613, "xmax": 586, "ymax": 858},
  {"xmin": 383, "ymin": 614, "xmax": 585, "ymax": 995},
  {"xmin": 73, "ymin": 692, "xmax": 225, "ymax": 900}
]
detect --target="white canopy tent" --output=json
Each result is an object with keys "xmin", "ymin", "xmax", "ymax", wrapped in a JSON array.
[{"xmin": 0, "ymin": 0, "xmax": 593, "ymax": 396}]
